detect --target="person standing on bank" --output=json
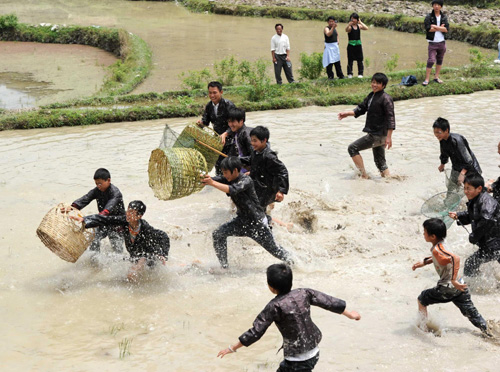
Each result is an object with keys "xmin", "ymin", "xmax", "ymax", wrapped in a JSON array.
[
  {"xmin": 345, "ymin": 13, "xmax": 368, "ymax": 79},
  {"xmin": 271, "ymin": 23, "xmax": 295, "ymax": 85},
  {"xmin": 323, "ymin": 16, "xmax": 345, "ymax": 80},
  {"xmin": 423, "ymin": 0, "xmax": 449, "ymax": 86}
]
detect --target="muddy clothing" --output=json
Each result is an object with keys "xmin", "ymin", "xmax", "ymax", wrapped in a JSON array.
[
  {"xmin": 353, "ymin": 90, "xmax": 396, "ymax": 136},
  {"xmin": 422, "ymin": 240, "xmax": 460, "ymax": 287},
  {"xmin": 239, "ymin": 288, "xmax": 346, "ymax": 358},
  {"xmin": 223, "ymin": 125, "xmax": 253, "ymax": 166},
  {"xmin": 277, "ymin": 352, "xmax": 320, "ymax": 372},
  {"xmin": 83, "ymin": 215, "xmax": 170, "ymax": 261},
  {"xmin": 249, "ymin": 144, "xmax": 290, "ymax": 208},
  {"xmin": 347, "ymin": 133, "xmax": 388, "ymax": 172},
  {"xmin": 424, "ymin": 11, "xmax": 450, "ymax": 41},
  {"xmin": 72, "ymin": 184, "xmax": 125, "ymax": 217},
  {"xmin": 201, "ymin": 98, "xmax": 235, "ymax": 135},
  {"xmin": 439, "ymin": 133, "xmax": 481, "ymax": 175}
]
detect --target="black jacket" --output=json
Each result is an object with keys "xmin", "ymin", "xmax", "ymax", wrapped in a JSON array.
[
  {"xmin": 239, "ymin": 288, "xmax": 346, "ymax": 357},
  {"xmin": 223, "ymin": 125, "xmax": 253, "ymax": 165},
  {"xmin": 492, "ymin": 177, "xmax": 500, "ymax": 204},
  {"xmin": 424, "ymin": 11, "xmax": 450, "ymax": 41},
  {"xmin": 83, "ymin": 215, "xmax": 170, "ymax": 260},
  {"xmin": 439, "ymin": 133, "xmax": 481, "ymax": 174},
  {"xmin": 201, "ymin": 98, "xmax": 235, "ymax": 135},
  {"xmin": 457, "ymin": 191, "xmax": 500, "ymax": 248},
  {"xmin": 212, "ymin": 173, "xmax": 265, "ymax": 222},
  {"xmin": 354, "ymin": 90, "xmax": 396, "ymax": 136},
  {"xmin": 72, "ymin": 184, "xmax": 125, "ymax": 216},
  {"xmin": 249, "ymin": 144, "xmax": 289, "ymax": 208}
]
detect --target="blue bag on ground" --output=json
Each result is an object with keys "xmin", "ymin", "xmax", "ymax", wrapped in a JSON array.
[{"xmin": 400, "ymin": 75, "xmax": 418, "ymax": 86}]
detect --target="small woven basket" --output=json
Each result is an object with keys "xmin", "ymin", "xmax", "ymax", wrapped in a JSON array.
[
  {"xmin": 36, "ymin": 204, "xmax": 95, "ymax": 263},
  {"xmin": 174, "ymin": 124, "xmax": 223, "ymax": 171},
  {"xmin": 148, "ymin": 147, "xmax": 208, "ymax": 200}
]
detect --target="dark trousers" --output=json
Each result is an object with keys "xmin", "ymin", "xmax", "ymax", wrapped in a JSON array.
[
  {"xmin": 277, "ymin": 352, "xmax": 320, "ymax": 372},
  {"xmin": 347, "ymin": 133, "xmax": 388, "ymax": 172},
  {"xmin": 418, "ymin": 286, "xmax": 487, "ymax": 331},
  {"xmin": 464, "ymin": 240, "xmax": 500, "ymax": 277},
  {"xmin": 326, "ymin": 61, "xmax": 344, "ymax": 79},
  {"xmin": 274, "ymin": 54, "xmax": 294, "ymax": 84},
  {"xmin": 89, "ymin": 225, "xmax": 124, "ymax": 253},
  {"xmin": 347, "ymin": 44, "xmax": 364, "ymax": 76},
  {"xmin": 212, "ymin": 217, "xmax": 290, "ymax": 268}
]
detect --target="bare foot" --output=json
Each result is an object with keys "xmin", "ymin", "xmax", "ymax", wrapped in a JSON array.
[{"xmin": 381, "ymin": 169, "xmax": 390, "ymax": 178}]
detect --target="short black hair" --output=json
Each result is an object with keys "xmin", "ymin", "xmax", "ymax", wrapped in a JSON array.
[
  {"xmin": 220, "ymin": 156, "xmax": 242, "ymax": 173},
  {"xmin": 275, "ymin": 23, "xmax": 283, "ymax": 30},
  {"xmin": 371, "ymin": 72, "xmax": 388, "ymax": 88},
  {"xmin": 432, "ymin": 117, "xmax": 450, "ymax": 132},
  {"xmin": 326, "ymin": 16, "xmax": 335, "ymax": 22},
  {"xmin": 267, "ymin": 264, "xmax": 293, "ymax": 294},
  {"xmin": 464, "ymin": 173, "xmax": 484, "ymax": 189},
  {"xmin": 250, "ymin": 126, "xmax": 270, "ymax": 141},
  {"xmin": 227, "ymin": 107, "xmax": 245, "ymax": 122},
  {"xmin": 431, "ymin": 0, "xmax": 444, "ymax": 6},
  {"xmin": 128, "ymin": 200, "xmax": 146, "ymax": 215},
  {"xmin": 94, "ymin": 168, "xmax": 111, "ymax": 180},
  {"xmin": 350, "ymin": 13, "xmax": 360, "ymax": 21},
  {"xmin": 207, "ymin": 81, "xmax": 223, "ymax": 92},
  {"xmin": 423, "ymin": 218, "xmax": 447, "ymax": 240}
]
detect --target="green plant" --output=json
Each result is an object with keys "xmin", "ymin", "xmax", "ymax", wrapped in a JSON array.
[
  {"xmin": 214, "ymin": 55, "xmax": 240, "ymax": 86},
  {"xmin": 176, "ymin": 95, "xmax": 195, "ymax": 106},
  {"xmin": 245, "ymin": 59, "xmax": 273, "ymax": 102},
  {"xmin": 364, "ymin": 57, "xmax": 371, "ymax": 69},
  {"xmin": 118, "ymin": 337, "xmax": 132, "ymax": 359},
  {"xmin": 385, "ymin": 54, "xmax": 400, "ymax": 72},
  {"xmin": 109, "ymin": 322, "xmax": 125, "ymax": 336},
  {"xmin": 0, "ymin": 14, "xmax": 18, "ymax": 29},
  {"xmin": 298, "ymin": 52, "xmax": 324, "ymax": 80},
  {"xmin": 464, "ymin": 48, "xmax": 491, "ymax": 77},
  {"xmin": 179, "ymin": 68, "xmax": 211, "ymax": 90}
]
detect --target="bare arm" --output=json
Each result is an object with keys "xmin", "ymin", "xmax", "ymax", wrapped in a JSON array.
[
  {"xmin": 359, "ymin": 20, "xmax": 369, "ymax": 30},
  {"xmin": 342, "ymin": 309, "xmax": 361, "ymax": 320},
  {"xmin": 345, "ymin": 21, "xmax": 353, "ymax": 32},
  {"xmin": 217, "ymin": 341, "xmax": 243, "ymax": 358},
  {"xmin": 201, "ymin": 174, "xmax": 229, "ymax": 193},
  {"xmin": 385, "ymin": 129, "xmax": 393, "ymax": 150},
  {"xmin": 271, "ymin": 50, "xmax": 276, "ymax": 63},
  {"xmin": 338, "ymin": 110, "xmax": 355, "ymax": 120},
  {"xmin": 324, "ymin": 25, "xmax": 335, "ymax": 37}
]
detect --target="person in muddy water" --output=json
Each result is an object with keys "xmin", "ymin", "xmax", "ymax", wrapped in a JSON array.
[
  {"xmin": 322, "ymin": 16, "xmax": 345, "ymax": 80},
  {"xmin": 433, "ymin": 117, "xmax": 482, "ymax": 194},
  {"xmin": 422, "ymin": 0, "xmax": 449, "ymax": 86},
  {"xmin": 201, "ymin": 156, "xmax": 292, "ymax": 269},
  {"xmin": 71, "ymin": 200, "xmax": 170, "ymax": 282},
  {"xmin": 338, "ymin": 72, "xmax": 395, "ymax": 178},
  {"xmin": 64, "ymin": 168, "xmax": 125, "ymax": 254},
  {"xmin": 220, "ymin": 107, "xmax": 253, "ymax": 174},
  {"xmin": 271, "ymin": 23, "xmax": 295, "ymax": 85},
  {"xmin": 412, "ymin": 218, "xmax": 491, "ymax": 336},
  {"xmin": 217, "ymin": 263, "xmax": 361, "ymax": 370},
  {"xmin": 485, "ymin": 141, "xmax": 500, "ymax": 204},
  {"xmin": 449, "ymin": 174, "xmax": 500, "ymax": 278}
]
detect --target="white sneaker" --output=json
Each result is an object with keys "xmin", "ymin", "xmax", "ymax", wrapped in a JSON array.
[
  {"xmin": 358, "ymin": 75, "xmax": 363, "ymax": 78},
  {"xmin": 348, "ymin": 74, "xmax": 353, "ymax": 78},
  {"xmin": 494, "ymin": 59, "xmax": 500, "ymax": 64}
]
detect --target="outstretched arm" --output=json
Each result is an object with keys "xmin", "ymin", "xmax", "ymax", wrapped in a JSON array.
[
  {"xmin": 342, "ymin": 309, "xmax": 361, "ymax": 320},
  {"xmin": 201, "ymin": 174, "xmax": 230, "ymax": 194},
  {"xmin": 217, "ymin": 341, "xmax": 243, "ymax": 358}
]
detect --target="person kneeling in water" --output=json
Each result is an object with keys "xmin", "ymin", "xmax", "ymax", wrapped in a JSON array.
[{"xmin": 71, "ymin": 200, "xmax": 169, "ymax": 281}]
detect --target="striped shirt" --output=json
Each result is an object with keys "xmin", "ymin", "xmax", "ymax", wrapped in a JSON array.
[{"xmin": 424, "ymin": 240, "xmax": 460, "ymax": 287}]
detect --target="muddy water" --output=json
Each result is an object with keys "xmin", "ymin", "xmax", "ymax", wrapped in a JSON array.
[
  {"xmin": 0, "ymin": 41, "xmax": 117, "ymax": 109},
  {"xmin": 0, "ymin": 0, "xmax": 495, "ymax": 95},
  {"xmin": 1, "ymin": 90, "xmax": 499, "ymax": 371}
]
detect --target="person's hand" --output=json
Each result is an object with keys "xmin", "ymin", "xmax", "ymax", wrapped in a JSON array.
[
  {"xmin": 286, "ymin": 56, "xmax": 291, "ymax": 62},
  {"xmin": 345, "ymin": 310, "xmax": 361, "ymax": 320},
  {"xmin": 412, "ymin": 261, "xmax": 425, "ymax": 271},
  {"xmin": 217, "ymin": 347, "xmax": 235, "ymax": 358},
  {"xmin": 385, "ymin": 136, "xmax": 392, "ymax": 150},
  {"xmin": 158, "ymin": 256, "xmax": 167, "ymax": 266},
  {"xmin": 458, "ymin": 173, "xmax": 465, "ymax": 185},
  {"xmin": 438, "ymin": 164, "xmax": 445, "ymax": 172},
  {"xmin": 448, "ymin": 211, "xmax": 458, "ymax": 220},
  {"xmin": 452, "ymin": 279, "xmax": 468, "ymax": 292},
  {"xmin": 68, "ymin": 215, "xmax": 84, "ymax": 223},
  {"xmin": 337, "ymin": 112, "xmax": 349, "ymax": 120},
  {"xmin": 273, "ymin": 57, "xmax": 277, "ymax": 64},
  {"xmin": 244, "ymin": 171, "xmax": 250, "ymax": 176},
  {"xmin": 220, "ymin": 131, "xmax": 228, "ymax": 145},
  {"xmin": 275, "ymin": 191, "xmax": 284, "ymax": 202},
  {"xmin": 196, "ymin": 120, "xmax": 204, "ymax": 128},
  {"xmin": 60, "ymin": 206, "xmax": 75, "ymax": 213},
  {"xmin": 200, "ymin": 174, "xmax": 213, "ymax": 186}
]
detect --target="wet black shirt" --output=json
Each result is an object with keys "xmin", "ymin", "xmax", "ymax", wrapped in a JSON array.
[
  {"xmin": 201, "ymin": 98, "xmax": 235, "ymax": 135},
  {"xmin": 223, "ymin": 125, "xmax": 253, "ymax": 165},
  {"xmin": 72, "ymin": 184, "xmax": 125, "ymax": 216},
  {"xmin": 439, "ymin": 133, "xmax": 482, "ymax": 174},
  {"xmin": 353, "ymin": 90, "xmax": 396, "ymax": 136}
]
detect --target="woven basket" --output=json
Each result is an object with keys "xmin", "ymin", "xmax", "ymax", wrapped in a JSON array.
[
  {"xmin": 36, "ymin": 204, "xmax": 95, "ymax": 263},
  {"xmin": 174, "ymin": 124, "xmax": 223, "ymax": 171},
  {"xmin": 148, "ymin": 147, "xmax": 208, "ymax": 200}
]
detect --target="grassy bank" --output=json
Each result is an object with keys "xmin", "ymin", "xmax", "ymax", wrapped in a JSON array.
[{"xmin": 0, "ymin": 14, "xmax": 152, "ymax": 96}]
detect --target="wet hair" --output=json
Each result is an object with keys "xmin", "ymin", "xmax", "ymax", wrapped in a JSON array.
[
  {"xmin": 207, "ymin": 81, "xmax": 223, "ymax": 92},
  {"xmin": 94, "ymin": 168, "xmax": 111, "ymax": 180},
  {"xmin": 423, "ymin": 218, "xmax": 447, "ymax": 240},
  {"xmin": 350, "ymin": 13, "xmax": 360, "ymax": 21},
  {"xmin": 250, "ymin": 126, "xmax": 270, "ymax": 142},
  {"xmin": 464, "ymin": 173, "xmax": 484, "ymax": 189},
  {"xmin": 431, "ymin": 0, "xmax": 444, "ymax": 7},
  {"xmin": 275, "ymin": 23, "xmax": 283, "ymax": 30},
  {"xmin": 227, "ymin": 107, "xmax": 245, "ymax": 123},
  {"xmin": 128, "ymin": 200, "xmax": 146, "ymax": 215},
  {"xmin": 267, "ymin": 264, "xmax": 293, "ymax": 294},
  {"xmin": 220, "ymin": 156, "xmax": 242, "ymax": 173},
  {"xmin": 371, "ymin": 72, "xmax": 388, "ymax": 88},
  {"xmin": 432, "ymin": 117, "xmax": 450, "ymax": 132},
  {"xmin": 326, "ymin": 16, "xmax": 335, "ymax": 22}
]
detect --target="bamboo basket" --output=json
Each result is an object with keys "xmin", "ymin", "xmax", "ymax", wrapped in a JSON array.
[
  {"xmin": 36, "ymin": 204, "xmax": 95, "ymax": 263},
  {"xmin": 148, "ymin": 147, "xmax": 208, "ymax": 200},
  {"xmin": 173, "ymin": 124, "xmax": 223, "ymax": 171}
]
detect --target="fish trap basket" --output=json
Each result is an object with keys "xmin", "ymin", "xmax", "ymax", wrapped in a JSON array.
[
  {"xmin": 421, "ymin": 191, "xmax": 462, "ymax": 229},
  {"xmin": 173, "ymin": 124, "xmax": 223, "ymax": 171},
  {"xmin": 148, "ymin": 147, "xmax": 208, "ymax": 200},
  {"xmin": 36, "ymin": 204, "xmax": 95, "ymax": 263}
]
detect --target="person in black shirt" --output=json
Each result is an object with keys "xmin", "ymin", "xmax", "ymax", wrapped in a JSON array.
[
  {"xmin": 67, "ymin": 168, "xmax": 125, "ymax": 253},
  {"xmin": 322, "ymin": 16, "xmax": 344, "ymax": 80},
  {"xmin": 345, "ymin": 13, "xmax": 368, "ymax": 78},
  {"xmin": 201, "ymin": 157, "xmax": 292, "ymax": 269},
  {"xmin": 197, "ymin": 81, "xmax": 235, "ymax": 135},
  {"xmin": 338, "ymin": 73, "xmax": 396, "ymax": 178},
  {"xmin": 221, "ymin": 108, "xmax": 253, "ymax": 173}
]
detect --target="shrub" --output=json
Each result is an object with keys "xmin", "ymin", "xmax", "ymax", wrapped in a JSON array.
[
  {"xmin": 385, "ymin": 54, "xmax": 400, "ymax": 72},
  {"xmin": 0, "ymin": 14, "xmax": 18, "ymax": 29},
  {"xmin": 214, "ymin": 55, "xmax": 240, "ymax": 86},
  {"xmin": 179, "ymin": 68, "xmax": 212, "ymax": 90},
  {"xmin": 299, "ymin": 52, "xmax": 324, "ymax": 80}
]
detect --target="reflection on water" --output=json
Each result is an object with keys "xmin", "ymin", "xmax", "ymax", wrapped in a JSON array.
[
  {"xmin": 0, "ymin": 72, "xmax": 54, "ymax": 109},
  {"xmin": 0, "ymin": 91, "xmax": 499, "ymax": 371}
]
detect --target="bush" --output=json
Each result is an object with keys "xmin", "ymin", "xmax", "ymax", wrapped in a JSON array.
[
  {"xmin": 179, "ymin": 68, "xmax": 212, "ymax": 90},
  {"xmin": 385, "ymin": 54, "xmax": 400, "ymax": 72},
  {"xmin": 299, "ymin": 52, "xmax": 324, "ymax": 80},
  {"xmin": 214, "ymin": 55, "xmax": 240, "ymax": 86},
  {"xmin": 0, "ymin": 14, "xmax": 18, "ymax": 29}
]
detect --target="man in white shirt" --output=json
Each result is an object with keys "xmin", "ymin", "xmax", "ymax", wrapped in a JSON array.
[
  {"xmin": 271, "ymin": 23, "xmax": 295, "ymax": 84},
  {"xmin": 423, "ymin": 0, "xmax": 449, "ymax": 86}
]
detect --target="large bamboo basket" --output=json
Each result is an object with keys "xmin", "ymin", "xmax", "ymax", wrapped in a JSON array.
[
  {"xmin": 36, "ymin": 204, "xmax": 95, "ymax": 263},
  {"xmin": 173, "ymin": 124, "xmax": 223, "ymax": 171},
  {"xmin": 148, "ymin": 147, "xmax": 207, "ymax": 200}
]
